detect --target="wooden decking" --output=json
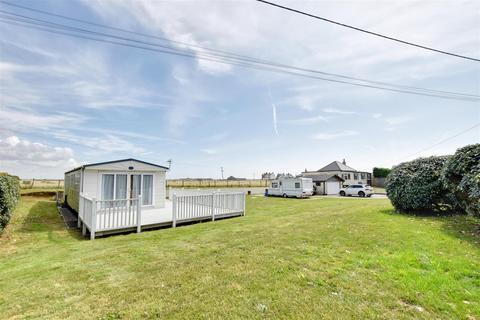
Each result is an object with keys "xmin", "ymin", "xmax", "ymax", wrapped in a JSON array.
[{"xmin": 76, "ymin": 192, "xmax": 246, "ymax": 239}]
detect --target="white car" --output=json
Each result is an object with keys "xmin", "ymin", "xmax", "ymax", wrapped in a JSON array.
[{"xmin": 339, "ymin": 184, "xmax": 373, "ymax": 197}]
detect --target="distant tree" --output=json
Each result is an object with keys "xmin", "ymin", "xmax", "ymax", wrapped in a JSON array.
[
  {"xmin": 373, "ymin": 167, "xmax": 391, "ymax": 178},
  {"xmin": 226, "ymin": 176, "xmax": 246, "ymax": 181},
  {"xmin": 261, "ymin": 172, "xmax": 276, "ymax": 179},
  {"xmin": 276, "ymin": 173, "xmax": 294, "ymax": 179}
]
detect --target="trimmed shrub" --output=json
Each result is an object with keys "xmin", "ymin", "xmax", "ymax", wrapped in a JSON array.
[
  {"xmin": 442, "ymin": 144, "xmax": 480, "ymax": 217},
  {"xmin": 385, "ymin": 156, "xmax": 457, "ymax": 213},
  {"xmin": 0, "ymin": 175, "xmax": 21, "ymax": 232},
  {"xmin": 373, "ymin": 167, "xmax": 391, "ymax": 178}
]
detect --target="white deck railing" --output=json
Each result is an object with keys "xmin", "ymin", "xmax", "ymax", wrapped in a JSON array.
[
  {"xmin": 78, "ymin": 191, "xmax": 245, "ymax": 239},
  {"xmin": 172, "ymin": 192, "xmax": 245, "ymax": 227},
  {"xmin": 79, "ymin": 194, "xmax": 142, "ymax": 239}
]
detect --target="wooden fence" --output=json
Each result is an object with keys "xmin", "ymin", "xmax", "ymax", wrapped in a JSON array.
[
  {"xmin": 21, "ymin": 179, "xmax": 64, "ymax": 189},
  {"xmin": 167, "ymin": 179, "xmax": 270, "ymax": 188},
  {"xmin": 21, "ymin": 179, "xmax": 269, "ymax": 189}
]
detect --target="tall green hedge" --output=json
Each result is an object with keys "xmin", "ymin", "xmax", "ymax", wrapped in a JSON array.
[
  {"xmin": 442, "ymin": 144, "xmax": 480, "ymax": 217},
  {"xmin": 385, "ymin": 156, "xmax": 457, "ymax": 213},
  {"xmin": 373, "ymin": 167, "xmax": 391, "ymax": 178},
  {"xmin": 0, "ymin": 175, "xmax": 21, "ymax": 232}
]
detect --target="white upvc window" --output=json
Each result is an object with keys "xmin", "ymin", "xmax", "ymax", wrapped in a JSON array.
[{"xmin": 101, "ymin": 173, "xmax": 154, "ymax": 206}]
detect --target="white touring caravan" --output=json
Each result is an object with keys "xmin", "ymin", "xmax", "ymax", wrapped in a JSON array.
[{"xmin": 266, "ymin": 177, "xmax": 314, "ymax": 198}]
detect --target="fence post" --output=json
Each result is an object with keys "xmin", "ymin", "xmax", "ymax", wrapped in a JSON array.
[
  {"xmin": 90, "ymin": 198, "xmax": 96, "ymax": 240},
  {"xmin": 211, "ymin": 192, "xmax": 215, "ymax": 221},
  {"xmin": 137, "ymin": 195, "xmax": 142, "ymax": 233},
  {"xmin": 78, "ymin": 194, "xmax": 83, "ymax": 228},
  {"xmin": 172, "ymin": 193, "xmax": 177, "ymax": 227}
]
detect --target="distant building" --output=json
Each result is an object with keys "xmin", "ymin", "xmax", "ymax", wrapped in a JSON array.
[{"xmin": 302, "ymin": 159, "xmax": 372, "ymax": 187}]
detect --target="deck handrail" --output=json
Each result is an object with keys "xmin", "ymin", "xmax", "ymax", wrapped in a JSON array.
[
  {"xmin": 172, "ymin": 192, "xmax": 246, "ymax": 226},
  {"xmin": 78, "ymin": 194, "xmax": 143, "ymax": 239}
]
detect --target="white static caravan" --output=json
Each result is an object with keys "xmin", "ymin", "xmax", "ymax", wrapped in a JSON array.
[
  {"xmin": 266, "ymin": 177, "xmax": 314, "ymax": 198},
  {"xmin": 64, "ymin": 158, "xmax": 169, "ymax": 214},
  {"xmin": 64, "ymin": 158, "xmax": 246, "ymax": 239}
]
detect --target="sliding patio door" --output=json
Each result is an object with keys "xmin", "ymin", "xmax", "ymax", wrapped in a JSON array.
[{"xmin": 130, "ymin": 174, "xmax": 141, "ymax": 199}]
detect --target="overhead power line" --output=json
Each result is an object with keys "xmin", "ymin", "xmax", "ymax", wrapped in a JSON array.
[
  {"xmin": 0, "ymin": 8, "xmax": 479, "ymax": 101},
  {"xmin": 256, "ymin": 0, "xmax": 480, "ymax": 62},
  {"xmin": 399, "ymin": 122, "xmax": 480, "ymax": 161},
  {"xmin": 2, "ymin": 5, "xmax": 477, "ymax": 99}
]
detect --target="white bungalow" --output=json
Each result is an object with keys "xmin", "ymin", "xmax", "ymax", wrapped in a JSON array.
[{"xmin": 64, "ymin": 158, "xmax": 246, "ymax": 239}]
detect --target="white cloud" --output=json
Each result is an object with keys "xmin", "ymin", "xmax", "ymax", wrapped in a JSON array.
[
  {"xmin": 0, "ymin": 135, "xmax": 77, "ymax": 168},
  {"xmin": 313, "ymin": 130, "xmax": 358, "ymax": 140},
  {"xmin": 1, "ymin": 50, "xmax": 169, "ymax": 110},
  {"xmin": 0, "ymin": 106, "xmax": 86, "ymax": 133},
  {"xmin": 372, "ymin": 113, "xmax": 382, "ymax": 119},
  {"xmin": 322, "ymin": 108, "xmax": 356, "ymax": 115},
  {"xmin": 50, "ymin": 130, "xmax": 146, "ymax": 155},
  {"xmin": 81, "ymin": 0, "xmax": 478, "ymax": 85}
]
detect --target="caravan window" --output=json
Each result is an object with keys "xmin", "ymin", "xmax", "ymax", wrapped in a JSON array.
[
  {"xmin": 272, "ymin": 182, "xmax": 279, "ymax": 188},
  {"xmin": 142, "ymin": 175, "xmax": 153, "ymax": 205},
  {"xmin": 102, "ymin": 173, "xmax": 153, "ymax": 204},
  {"xmin": 102, "ymin": 174, "xmax": 115, "ymax": 200},
  {"xmin": 295, "ymin": 182, "xmax": 300, "ymax": 188}
]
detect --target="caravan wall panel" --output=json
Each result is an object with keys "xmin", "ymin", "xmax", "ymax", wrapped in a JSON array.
[{"xmin": 64, "ymin": 170, "xmax": 81, "ymax": 213}]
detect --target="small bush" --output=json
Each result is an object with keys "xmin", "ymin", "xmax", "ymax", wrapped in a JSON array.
[
  {"xmin": 0, "ymin": 175, "xmax": 21, "ymax": 232},
  {"xmin": 386, "ymin": 156, "xmax": 457, "ymax": 214},
  {"xmin": 373, "ymin": 167, "xmax": 391, "ymax": 178},
  {"xmin": 442, "ymin": 144, "xmax": 480, "ymax": 217}
]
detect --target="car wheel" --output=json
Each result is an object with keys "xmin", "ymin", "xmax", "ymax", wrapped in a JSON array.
[
  {"xmin": 358, "ymin": 191, "xmax": 365, "ymax": 197},
  {"xmin": 339, "ymin": 191, "xmax": 346, "ymax": 196},
  {"xmin": 367, "ymin": 194, "xmax": 372, "ymax": 198},
  {"xmin": 282, "ymin": 193, "xmax": 287, "ymax": 198}
]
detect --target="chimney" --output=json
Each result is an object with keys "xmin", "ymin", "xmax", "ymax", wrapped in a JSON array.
[{"xmin": 342, "ymin": 159, "xmax": 346, "ymax": 165}]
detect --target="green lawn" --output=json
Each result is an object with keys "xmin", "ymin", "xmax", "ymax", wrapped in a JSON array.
[{"xmin": 1, "ymin": 196, "xmax": 479, "ymax": 319}]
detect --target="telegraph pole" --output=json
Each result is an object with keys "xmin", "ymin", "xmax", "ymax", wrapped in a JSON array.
[{"xmin": 220, "ymin": 166, "xmax": 224, "ymax": 179}]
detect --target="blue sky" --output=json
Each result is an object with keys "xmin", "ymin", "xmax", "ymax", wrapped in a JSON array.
[{"xmin": 0, "ymin": 0, "xmax": 479, "ymax": 179}]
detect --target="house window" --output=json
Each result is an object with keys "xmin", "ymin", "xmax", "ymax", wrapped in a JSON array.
[
  {"xmin": 354, "ymin": 173, "xmax": 358, "ymax": 180},
  {"xmin": 295, "ymin": 182, "xmax": 300, "ymax": 188},
  {"xmin": 361, "ymin": 173, "xmax": 366, "ymax": 179}
]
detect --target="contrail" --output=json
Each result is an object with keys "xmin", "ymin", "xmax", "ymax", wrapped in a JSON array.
[{"xmin": 268, "ymin": 88, "xmax": 279, "ymax": 136}]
